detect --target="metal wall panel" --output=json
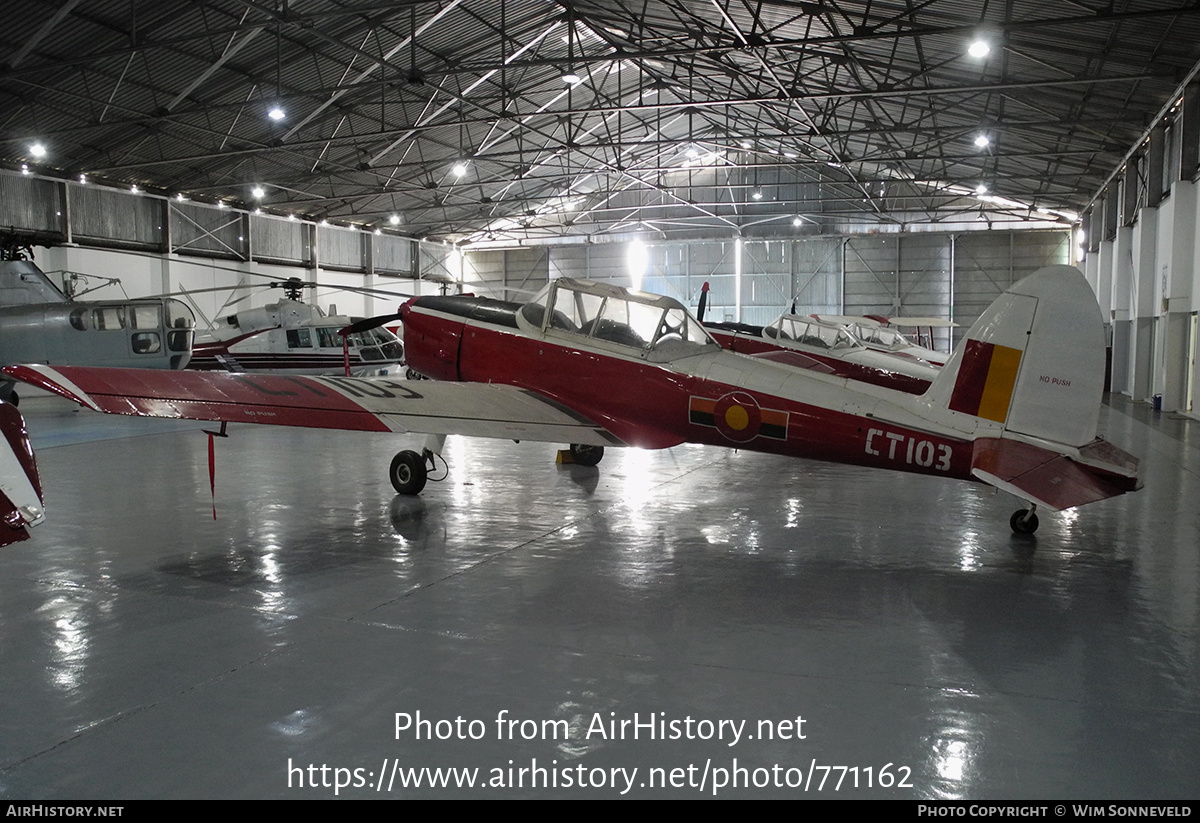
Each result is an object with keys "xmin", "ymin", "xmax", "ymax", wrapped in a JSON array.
[
  {"xmin": 71, "ymin": 185, "xmax": 161, "ymax": 246},
  {"xmin": 844, "ymin": 236, "xmax": 901, "ymax": 316},
  {"xmin": 317, "ymin": 223, "xmax": 365, "ymax": 271},
  {"xmin": 251, "ymin": 213, "xmax": 309, "ymax": 263},
  {"xmin": 790, "ymin": 237, "xmax": 843, "ymax": 316},
  {"xmin": 741, "ymin": 240, "xmax": 793, "ymax": 327},
  {"xmin": 0, "ymin": 175, "xmax": 61, "ymax": 235},
  {"xmin": 418, "ymin": 242, "xmax": 459, "ymax": 284},
  {"xmin": 374, "ymin": 234, "xmax": 414, "ymax": 275},
  {"xmin": 170, "ymin": 201, "xmax": 243, "ymax": 258}
]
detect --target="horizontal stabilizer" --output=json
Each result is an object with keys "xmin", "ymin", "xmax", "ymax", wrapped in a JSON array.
[{"xmin": 971, "ymin": 437, "xmax": 1139, "ymax": 511}]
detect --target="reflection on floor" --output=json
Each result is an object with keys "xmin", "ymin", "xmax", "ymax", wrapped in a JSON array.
[{"xmin": 1, "ymin": 395, "xmax": 1196, "ymax": 798}]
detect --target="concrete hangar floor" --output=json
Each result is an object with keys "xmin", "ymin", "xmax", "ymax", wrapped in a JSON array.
[{"xmin": 0, "ymin": 394, "xmax": 1196, "ymax": 800}]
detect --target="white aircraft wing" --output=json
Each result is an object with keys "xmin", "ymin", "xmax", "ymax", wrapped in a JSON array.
[{"xmin": 3, "ymin": 365, "xmax": 621, "ymax": 448}]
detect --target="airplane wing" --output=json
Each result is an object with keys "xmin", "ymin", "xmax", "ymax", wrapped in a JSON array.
[{"xmin": 2, "ymin": 365, "xmax": 620, "ymax": 447}]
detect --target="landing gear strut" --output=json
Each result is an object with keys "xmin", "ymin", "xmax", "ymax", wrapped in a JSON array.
[{"xmin": 1010, "ymin": 506, "xmax": 1039, "ymax": 535}]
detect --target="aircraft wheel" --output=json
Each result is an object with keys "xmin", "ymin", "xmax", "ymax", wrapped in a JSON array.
[
  {"xmin": 1010, "ymin": 509, "xmax": 1039, "ymax": 535},
  {"xmin": 390, "ymin": 450, "xmax": 428, "ymax": 495},
  {"xmin": 569, "ymin": 444, "xmax": 604, "ymax": 467}
]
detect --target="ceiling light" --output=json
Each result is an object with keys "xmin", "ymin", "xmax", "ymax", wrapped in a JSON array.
[
  {"xmin": 176, "ymin": 193, "xmax": 187, "ymax": 201},
  {"xmin": 252, "ymin": 185, "xmax": 265, "ymax": 199},
  {"xmin": 784, "ymin": 151, "xmax": 798, "ymax": 159},
  {"xmin": 968, "ymin": 40, "xmax": 990, "ymax": 59},
  {"xmin": 451, "ymin": 162, "xmax": 468, "ymax": 177},
  {"xmin": 561, "ymin": 71, "xmax": 582, "ymax": 84},
  {"xmin": 792, "ymin": 217, "xmax": 802, "ymax": 227},
  {"xmin": 374, "ymin": 228, "xmax": 381, "ymax": 235},
  {"xmin": 389, "ymin": 214, "xmax": 401, "ymax": 225},
  {"xmin": 975, "ymin": 184, "xmax": 988, "ymax": 194},
  {"xmin": 130, "ymin": 185, "xmax": 139, "ymax": 193},
  {"xmin": 78, "ymin": 174, "xmax": 87, "ymax": 184},
  {"xmin": 20, "ymin": 164, "xmax": 29, "ymax": 175},
  {"xmin": 29, "ymin": 143, "xmax": 46, "ymax": 158},
  {"xmin": 739, "ymin": 140, "xmax": 752, "ymax": 149},
  {"xmin": 751, "ymin": 189, "xmax": 763, "ymax": 200},
  {"xmin": 974, "ymin": 135, "xmax": 991, "ymax": 148},
  {"xmin": 268, "ymin": 106, "xmax": 286, "ymax": 121},
  {"xmin": 288, "ymin": 213, "xmax": 296, "ymax": 220}
]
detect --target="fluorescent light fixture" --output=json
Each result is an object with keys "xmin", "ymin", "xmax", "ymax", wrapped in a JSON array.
[
  {"xmin": 968, "ymin": 40, "xmax": 990, "ymax": 58},
  {"xmin": 974, "ymin": 135, "xmax": 991, "ymax": 148}
]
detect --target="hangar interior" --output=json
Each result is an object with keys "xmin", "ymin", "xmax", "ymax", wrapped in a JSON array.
[{"xmin": 1, "ymin": 0, "xmax": 1199, "ymax": 799}]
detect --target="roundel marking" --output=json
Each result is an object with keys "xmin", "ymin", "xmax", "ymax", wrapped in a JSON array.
[{"xmin": 714, "ymin": 392, "xmax": 761, "ymax": 442}]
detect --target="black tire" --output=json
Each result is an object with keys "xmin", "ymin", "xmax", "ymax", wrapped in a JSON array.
[
  {"xmin": 569, "ymin": 444, "xmax": 604, "ymax": 467},
  {"xmin": 1010, "ymin": 509, "xmax": 1039, "ymax": 535},
  {"xmin": 390, "ymin": 450, "xmax": 428, "ymax": 495}
]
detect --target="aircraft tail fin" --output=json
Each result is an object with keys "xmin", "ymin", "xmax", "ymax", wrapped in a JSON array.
[
  {"xmin": 0, "ymin": 401, "xmax": 44, "ymax": 546},
  {"xmin": 922, "ymin": 265, "xmax": 1140, "ymax": 509},
  {"xmin": 924, "ymin": 265, "xmax": 1106, "ymax": 448}
]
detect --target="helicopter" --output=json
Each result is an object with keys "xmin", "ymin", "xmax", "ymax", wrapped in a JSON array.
[
  {"xmin": 0, "ymin": 240, "xmax": 196, "ymax": 405},
  {"xmin": 183, "ymin": 277, "xmax": 405, "ymax": 376}
]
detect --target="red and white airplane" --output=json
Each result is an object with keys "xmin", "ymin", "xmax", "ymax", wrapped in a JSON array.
[
  {"xmin": 704, "ymin": 313, "xmax": 939, "ymax": 394},
  {"xmin": 1, "ymin": 264, "xmax": 1139, "ymax": 539}
]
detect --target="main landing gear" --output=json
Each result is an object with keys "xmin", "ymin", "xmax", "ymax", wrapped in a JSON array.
[
  {"xmin": 568, "ymin": 443, "xmax": 604, "ymax": 467},
  {"xmin": 388, "ymin": 438, "xmax": 606, "ymax": 496},
  {"xmin": 1010, "ymin": 506, "xmax": 1039, "ymax": 535},
  {"xmin": 389, "ymin": 433, "xmax": 446, "ymax": 495}
]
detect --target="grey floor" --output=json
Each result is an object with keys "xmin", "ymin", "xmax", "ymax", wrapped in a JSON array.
[{"xmin": 0, "ymin": 394, "xmax": 1196, "ymax": 799}]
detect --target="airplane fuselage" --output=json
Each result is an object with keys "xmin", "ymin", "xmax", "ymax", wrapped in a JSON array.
[{"xmin": 401, "ymin": 296, "xmax": 978, "ymax": 482}]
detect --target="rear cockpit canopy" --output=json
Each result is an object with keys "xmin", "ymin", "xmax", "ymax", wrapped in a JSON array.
[{"xmin": 518, "ymin": 278, "xmax": 717, "ymax": 360}]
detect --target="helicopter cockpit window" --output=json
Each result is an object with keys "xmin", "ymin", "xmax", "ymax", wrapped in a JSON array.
[
  {"xmin": 316, "ymin": 328, "xmax": 342, "ymax": 348},
  {"xmin": 287, "ymin": 329, "xmax": 312, "ymax": 348},
  {"xmin": 92, "ymin": 306, "xmax": 125, "ymax": 330},
  {"xmin": 129, "ymin": 305, "xmax": 161, "ymax": 330},
  {"xmin": 166, "ymin": 300, "xmax": 195, "ymax": 329},
  {"xmin": 131, "ymin": 332, "xmax": 161, "ymax": 354}
]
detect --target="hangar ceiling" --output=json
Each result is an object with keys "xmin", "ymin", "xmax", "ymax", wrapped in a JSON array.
[{"xmin": 3, "ymin": 0, "xmax": 1199, "ymax": 245}]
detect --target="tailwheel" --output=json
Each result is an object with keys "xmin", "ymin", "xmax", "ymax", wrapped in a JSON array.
[
  {"xmin": 1010, "ymin": 508, "xmax": 1039, "ymax": 535},
  {"xmin": 569, "ymin": 443, "xmax": 604, "ymax": 467},
  {"xmin": 390, "ymin": 450, "xmax": 428, "ymax": 495}
]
